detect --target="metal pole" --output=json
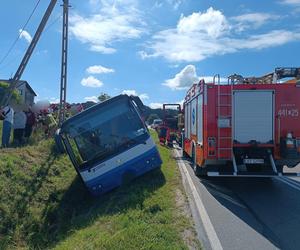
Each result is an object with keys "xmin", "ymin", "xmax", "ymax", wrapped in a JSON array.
[
  {"xmin": 58, "ymin": 0, "xmax": 69, "ymax": 127},
  {"xmin": 0, "ymin": 0, "xmax": 58, "ymax": 107}
]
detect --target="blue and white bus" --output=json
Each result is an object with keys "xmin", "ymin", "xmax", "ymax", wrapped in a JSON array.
[{"xmin": 59, "ymin": 94, "xmax": 162, "ymax": 195}]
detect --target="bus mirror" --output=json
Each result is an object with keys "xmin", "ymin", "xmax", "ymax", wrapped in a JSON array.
[
  {"xmin": 130, "ymin": 95, "xmax": 146, "ymax": 114},
  {"xmin": 54, "ymin": 129, "xmax": 66, "ymax": 154}
]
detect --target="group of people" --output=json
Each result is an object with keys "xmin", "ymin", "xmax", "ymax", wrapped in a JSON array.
[
  {"xmin": 1, "ymin": 102, "xmax": 83, "ymax": 148},
  {"xmin": 0, "ymin": 105, "xmax": 36, "ymax": 148}
]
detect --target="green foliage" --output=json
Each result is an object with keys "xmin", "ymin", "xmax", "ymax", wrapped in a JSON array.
[
  {"xmin": 0, "ymin": 133, "xmax": 199, "ymax": 249},
  {"xmin": 98, "ymin": 93, "xmax": 111, "ymax": 103},
  {"xmin": 0, "ymin": 81, "xmax": 21, "ymax": 104},
  {"xmin": 147, "ymin": 113, "xmax": 160, "ymax": 125}
]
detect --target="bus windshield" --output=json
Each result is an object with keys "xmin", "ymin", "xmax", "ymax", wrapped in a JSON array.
[{"xmin": 62, "ymin": 97, "xmax": 148, "ymax": 169}]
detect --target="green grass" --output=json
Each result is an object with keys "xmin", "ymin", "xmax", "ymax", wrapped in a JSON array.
[{"xmin": 0, "ymin": 131, "xmax": 200, "ymax": 249}]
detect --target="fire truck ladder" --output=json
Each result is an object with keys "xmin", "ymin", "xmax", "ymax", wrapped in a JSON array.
[{"xmin": 215, "ymin": 74, "xmax": 233, "ymax": 162}]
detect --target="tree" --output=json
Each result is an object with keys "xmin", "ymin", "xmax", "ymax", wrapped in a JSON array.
[
  {"xmin": 98, "ymin": 93, "xmax": 110, "ymax": 103},
  {"xmin": 0, "ymin": 81, "xmax": 21, "ymax": 105},
  {"xmin": 146, "ymin": 113, "xmax": 160, "ymax": 125}
]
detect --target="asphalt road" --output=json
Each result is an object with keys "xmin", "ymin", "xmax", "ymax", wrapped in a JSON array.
[{"xmin": 174, "ymin": 148, "xmax": 300, "ymax": 250}]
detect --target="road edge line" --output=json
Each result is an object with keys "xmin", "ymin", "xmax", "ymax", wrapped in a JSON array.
[{"xmin": 174, "ymin": 150, "xmax": 223, "ymax": 250}]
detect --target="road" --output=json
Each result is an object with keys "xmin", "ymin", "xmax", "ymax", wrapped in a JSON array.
[{"xmin": 174, "ymin": 149, "xmax": 300, "ymax": 250}]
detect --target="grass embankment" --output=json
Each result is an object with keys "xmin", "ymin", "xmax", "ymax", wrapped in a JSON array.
[{"xmin": 0, "ymin": 131, "xmax": 200, "ymax": 249}]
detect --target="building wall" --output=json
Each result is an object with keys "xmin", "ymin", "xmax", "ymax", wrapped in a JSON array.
[{"xmin": 17, "ymin": 83, "xmax": 35, "ymax": 106}]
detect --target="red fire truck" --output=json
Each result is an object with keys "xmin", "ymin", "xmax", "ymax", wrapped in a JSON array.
[
  {"xmin": 158, "ymin": 104, "xmax": 182, "ymax": 147},
  {"xmin": 182, "ymin": 67, "xmax": 300, "ymax": 177}
]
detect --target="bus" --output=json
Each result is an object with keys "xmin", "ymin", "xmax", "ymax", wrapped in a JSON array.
[{"xmin": 58, "ymin": 94, "xmax": 162, "ymax": 195}]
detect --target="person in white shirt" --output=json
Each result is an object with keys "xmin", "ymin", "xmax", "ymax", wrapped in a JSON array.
[
  {"xmin": 1, "ymin": 105, "xmax": 14, "ymax": 147},
  {"xmin": 13, "ymin": 110, "xmax": 27, "ymax": 145}
]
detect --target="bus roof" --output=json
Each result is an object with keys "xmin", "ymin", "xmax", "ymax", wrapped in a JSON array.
[{"xmin": 60, "ymin": 94, "xmax": 129, "ymax": 131}]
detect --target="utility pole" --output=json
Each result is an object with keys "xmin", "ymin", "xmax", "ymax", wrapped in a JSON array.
[
  {"xmin": 0, "ymin": 0, "xmax": 58, "ymax": 107},
  {"xmin": 58, "ymin": 0, "xmax": 70, "ymax": 127}
]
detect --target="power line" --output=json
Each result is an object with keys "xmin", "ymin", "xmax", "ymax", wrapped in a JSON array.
[
  {"xmin": 0, "ymin": 0, "xmax": 42, "ymax": 66},
  {"xmin": 44, "ymin": 14, "xmax": 62, "ymax": 33}
]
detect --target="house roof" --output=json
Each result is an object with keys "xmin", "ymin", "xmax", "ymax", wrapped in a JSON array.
[{"xmin": 0, "ymin": 79, "xmax": 37, "ymax": 96}]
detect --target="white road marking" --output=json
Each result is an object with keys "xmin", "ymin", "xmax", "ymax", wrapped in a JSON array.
[
  {"xmin": 275, "ymin": 177, "xmax": 300, "ymax": 192},
  {"xmin": 174, "ymin": 150, "xmax": 223, "ymax": 250}
]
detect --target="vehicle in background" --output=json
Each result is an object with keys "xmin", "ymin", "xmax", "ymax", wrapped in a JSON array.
[
  {"xmin": 151, "ymin": 119, "xmax": 163, "ymax": 130},
  {"xmin": 182, "ymin": 67, "xmax": 300, "ymax": 177},
  {"xmin": 158, "ymin": 104, "xmax": 182, "ymax": 147},
  {"xmin": 59, "ymin": 94, "xmax": 162, "ymax": 195}
]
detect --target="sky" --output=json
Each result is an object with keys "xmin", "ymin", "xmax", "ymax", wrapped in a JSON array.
[{"xmin": 0, "ymin": 0, "xmax": 300, "ymax": 108}]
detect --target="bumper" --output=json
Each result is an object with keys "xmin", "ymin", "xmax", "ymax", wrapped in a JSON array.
[{"xmin": 86, "ymin": 147, "xmax": 162, "ymax": 196}]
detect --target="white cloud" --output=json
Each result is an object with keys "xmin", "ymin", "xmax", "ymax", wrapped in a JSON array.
[
  {"xmin": 81, "ymin": 76, "xmax": 103, "ymax": 87},
  {"xmin": 86, "ymin": 65, "xmax": 115, "ymax": 74},
  {"xmin": 231, "ymin": 13, "xmax": 280, "ymax": 31},
  {"xmin": 19, "ymin": 29, "xmax": 32, "ymax": 43},
  {"xmin": 121, "ymin": 89, "xmax": 149, "ymax": 100},
  {"xmin": 163, "ymin": 65, "xmax": 199, "ymax": 90},
  {"xmin": 70, "ymin": 0, "xmax": 145, "ymax": 54},
  {"xmin": 142, "ymin": 7, "xmax": 300, "ymax": 62},
  {"xmin": 153, "ymin": 1, "xmax": 163, "ymax": 9},
  {"xmin": 168, "ymin": 0, "xmax": 183, "ymax": 10},
  {"xmin": 281, "ymin": 0, "xmax": 300, "ymax": 5},
  {"xmin": 149, "ymin": 102, "xmax": 163, "ymax": 109},
  {"xmin": 84, "ymin": 96, "xmax": 98, "ymax": 103},
  {"xmin": 177, "ymin": 7, "xmax": 228, "ymax": 38},
  {"xmin": 139, "ymin": 93, "xmax": 149, "ymax": 100},
  {"xmin": 122, "ymin": 89, "xmax": 137, "ymax": 96},
  {"xmin": 163, "ymin": 65, "xmax": 228, "ymax": 90},
  {"xmin": 49, "ymin": 97, "xmax": 60, "ymax": 104}
]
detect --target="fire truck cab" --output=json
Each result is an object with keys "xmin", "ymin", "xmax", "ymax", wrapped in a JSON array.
[
  {"xmin": 182, "ymin": 67, "xmax": 300, "ymax": 177},
  {"xmin": 158, "ymin": 104, "xmax": 182, "ymax": 147}
]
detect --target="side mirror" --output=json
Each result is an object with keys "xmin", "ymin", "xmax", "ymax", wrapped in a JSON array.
[{"xmin": 54, "ymin": 129, "xmax": 66, "ymax": 154}]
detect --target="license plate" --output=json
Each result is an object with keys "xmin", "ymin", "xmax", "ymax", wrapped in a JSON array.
[{"xmin": 243, "ymin": 159, "xmax": 264, "ymax": 164}]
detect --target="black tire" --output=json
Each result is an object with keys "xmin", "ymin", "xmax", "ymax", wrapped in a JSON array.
[
  {"xmin": 192, "ymin": 146, "xmax": 199, "ymax": 175},
  {"xmin": 192, "ymin": 146, "xmax": 208, "ymax": 176},
  {"xmin": 182, "ymin": 150, "xmax": 189, "ymax": 158}
]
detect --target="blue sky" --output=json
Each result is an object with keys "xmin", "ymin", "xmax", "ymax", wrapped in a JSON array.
[{"xmin": 0, "ymin": 0, "xmax": 300, "ymax": 108}]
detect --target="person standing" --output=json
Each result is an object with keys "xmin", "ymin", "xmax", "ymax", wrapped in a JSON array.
[
  {"xmin": 24, "ymin": 107, "xmax": 36, "ymax": 141},
  {"xmin": 13, "ymin": 109, "xmax": 27, "ymax": 146},
  {"xmin": 1, "ymin": 105, "xmax": 14, "ymax": 148}
]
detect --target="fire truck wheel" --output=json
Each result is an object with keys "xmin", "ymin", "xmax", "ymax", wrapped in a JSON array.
[
  {"xmin": 192, "ymin": 147, "xmax": 206, "ymax": 176},
  {"xmin": 182, "ymin": 149, "xmax": 189, "ymax": 158},
  {"xmin": 193, "ymin": 162, "xmax": 208, "ymax": 176}
]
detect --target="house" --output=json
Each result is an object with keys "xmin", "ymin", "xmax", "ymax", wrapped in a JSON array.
[{"xmin": 0, "ymin": 79, "xmax": 37, "ymax": 106}]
